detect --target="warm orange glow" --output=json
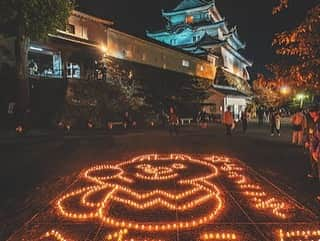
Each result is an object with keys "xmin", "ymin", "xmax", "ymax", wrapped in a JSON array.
[
  {"xmin": 185, "ymin": 15, "xmax": 194, "ymax": 24},
  {"xmin": 205, "ymin": 155, "xmax": 291, "ymax": 219},
  {"xmin": 106, "ymin": 229, "xmax": 128, "ymax": 241},
  {"xmin": 278, "ymin": 229, "xmax": 320, "ymax": 241},
  {"xmin": 280, "ymin": 86, "xmax": 291, "ymax": 95},
  {"xmin": 41, "ymin": 230, "xmax": 72, "ymax": 241},
  {"xmin": 100, "ymin": 43, "xmax": 108, "ymax": 53},
  {"xmin": 56, "ymin": 154, "xmax": 224, "ymax": 232},
  {"xmin": 201, "ymin": 232, "xmax": 238, "ymax": 240}
]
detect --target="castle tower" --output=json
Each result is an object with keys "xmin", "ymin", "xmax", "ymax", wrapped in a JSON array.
[{"xmin": 147, "ymin": 0, "xmax": 252, "ymax": 95}]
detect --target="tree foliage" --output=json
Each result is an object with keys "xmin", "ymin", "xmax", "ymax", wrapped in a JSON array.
[
  {"xmin": 0, "ymin": 0, "xmax": 74, "ymax": 115},
  {"xmin": 0, "ymin": 0, "xmax": 74, "ymax": 39},
  {"xmin": 252, "ymin": 65, "xmax": 289, "ymax": 107},
  {"xmin": 272, "ymin": 0, "xmax": 289, "ymax": 15},
  {"xmin": 141, "ymin": 72, "xmax": 209, "ymax": 117},
  {"xmin": 272, "ymin": 3, "xmax": 320, "ymax": 90},
  {"xmin": 58, "ymin": 57, "xmax": 146, "ymax": 127}
]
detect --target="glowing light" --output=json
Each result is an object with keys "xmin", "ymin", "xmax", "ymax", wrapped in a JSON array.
[
  {"xmin": 185, "ymin": 15, "xmax": 194, "ymax": 24},
  {"xmin": 201, "ymin": 232, "xmax": 238, "ymax": 240},
  {"xmin": 106, "ymin": 229, "xmax": 128, "ymax": 241},
  {"xmin": 30, "ymin": 46, "xmax": 44, "ymax": 52},
  {"xmin": 278, "ymin": 229, "xmax": 320, "ymax": 241},
  {"xmin": 206, "ymin": 155, "xmax": 291, "ymax": 219},
  {"xmin": 101, "ymin": 43, "xmax": 108, "ymax": 53},
  {"xmin": 296, "ymin": 93, "xmax": 306, "ymax": 100},
  {"xmin": 56, "ymin": 154, "xmax": 224, "ymax": 232},
  {"xmin": 41, "ymin": 230, "xmax": 72, "ymax": 241},
  {"xmin": 280, "ymin": 86, "xmax": 290, "ymax": 95}
]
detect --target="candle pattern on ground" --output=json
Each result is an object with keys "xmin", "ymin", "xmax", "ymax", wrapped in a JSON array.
[
  {"xmin": 40, "ymin": 230, "xmax": 73, "ymax": 241},
  {"xmin": 200, "ymin": 232, "xmax": 238, "ymax": 240},
  {"xmin": 277, "ymin": 229, "xmax": 320, "ymax": 241},
  {"xmin": 206, "ymin": 155, "xmax": 291, "ymax": 219},
  {"xmin": 56, "ymin": 154, "xmax": 224, "ymax": 232}
]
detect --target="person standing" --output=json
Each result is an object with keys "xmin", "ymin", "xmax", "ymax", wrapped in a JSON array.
[
  {"xmin": 123, "ymin": 111, "xmax": 132, "ymax": 129},
  {"xmin": 291, "ymin": 108, "xmax": 306, "ymax": 145},
  {"xmin": 223, "ymin": 106, "xmax": 234, "ymax": 136},
  {"xmin": 241, "ymin": 109, "xmax": 248, "ymax": 133},
  {"xmin": 168, "ymin": 106, "xmax": 179, "ymax": 135},
  {"xmin": 257, "ymin": 108, "xmax": 264, "ymax": 126},
  {"xmin": 275, "ymin": 111, "xmax": 281, "ymax": 136},
  {"xmin": 305, "ymin": 106, "xmax": 320, "ymax": 181},
  {"xmin": 270, "ymin": 109, "xmax": 280, "ymax": 136}
]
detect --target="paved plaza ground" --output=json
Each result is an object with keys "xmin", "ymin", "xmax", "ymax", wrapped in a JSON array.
[{"xmin": 0, "ymin": 123, "xmax": 319, "ymax": 241}]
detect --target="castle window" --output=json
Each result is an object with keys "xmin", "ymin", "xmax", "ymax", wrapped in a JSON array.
[
  {"xmin": 185, "ymin": 15, "xmax": 194, "ymax": 24},
  {"xmin": 182, "ymin": 59, "xmax": 190, "ymax": 67}
]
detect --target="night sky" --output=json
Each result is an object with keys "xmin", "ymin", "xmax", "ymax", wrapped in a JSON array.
[{"xmin": 77, "ymin": 0, "xmax": 318, "ymax": 75}]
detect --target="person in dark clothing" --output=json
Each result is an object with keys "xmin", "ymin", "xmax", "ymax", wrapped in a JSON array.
[
  {"xmin": 123, "ymin": 111, "xmax": 132, "ymax": 129},
  {"xmin": 270, "ymin": 110, "xmax": 280, "ymax": 136},
  {"xmin": 241, "ymin": 109, "xmax": 248, "ymax": 133},
  {"xmin": 168, "ymin": 106, "xmax": 179, "ymax": 135},
  {"xmin": 257, "ymin": 108, "xmax": 264, "ymax": 126}
]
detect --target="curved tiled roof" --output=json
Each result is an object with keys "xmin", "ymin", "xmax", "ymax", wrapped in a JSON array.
[
  {"xmin": 197, "ymin": 33, "xmax": 225, "ymax": 46},
  {"xmin": 173, "ymin": 0, "xmax": 212, "ymax": 11}
]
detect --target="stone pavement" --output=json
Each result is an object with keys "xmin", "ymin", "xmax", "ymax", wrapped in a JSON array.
[{"xmin": 0, "ymin": 123, "xmax": 319, "ymax": 241}]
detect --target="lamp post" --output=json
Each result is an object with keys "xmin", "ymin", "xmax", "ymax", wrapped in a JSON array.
[{"xmin": 296, "ymin": 93, "xmax": 307, "ymax": 108}]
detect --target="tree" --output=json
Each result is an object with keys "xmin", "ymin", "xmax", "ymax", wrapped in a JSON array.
[
  {"xmin": 272, "ymin": 3, "xmax": 320, "ymax": 91},
  {"xmin": 58, "ymin": 56, "xmax": 146, "ymax": 128},
  {"xmin": 272, "ymin": 0, "xmax": 289, "ymax": 14},
  {"xmin": 0, "ymin": 0, "xmax": 74, "ymax": 115},
  {"xmin": 252, "ymin": 63, "xmax": 293, "ymax": 108},
  {"xmin": 141, "ymin": 71, "xmax": 209, "ymax": 117}
]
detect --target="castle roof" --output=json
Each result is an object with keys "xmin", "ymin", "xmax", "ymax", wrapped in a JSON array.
[
  {"xmin": 197, "ymin": 33, "xmax": 225, "ymax": 46},
  {"xmin": 147, "ymin": 19, "xmax": 225, "ymax": 37},
  {"xmin": 173, "ymin": 0, "xmax": 212, "ymax": 11},
  {"xmin": 211, "ymin": 84, "xmax": 248, "ymax": 97}
]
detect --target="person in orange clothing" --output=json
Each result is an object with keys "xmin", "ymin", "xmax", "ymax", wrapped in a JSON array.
[
  {"xmin": 223, "ymin": 106, "xmax": 234, "ymax": 136},
  {"xmin": 291, "ymin": 108, "xmax": 306, "ymax": 145}
]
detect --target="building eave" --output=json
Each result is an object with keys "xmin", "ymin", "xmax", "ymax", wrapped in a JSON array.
[
  {"xmin": 222, "ymin": 44, "xmax": 252, "ymax": 67},
  {"xmin": 162, "ymin": 2, "xmax": 214, "ymax": 17},
  {"xmin": 48, "ymin": 33, "xmax": 99, "ymax": 49},
  {"xmin": 72, "ymin": 10, "xmax": 113, "ymax": 26}
]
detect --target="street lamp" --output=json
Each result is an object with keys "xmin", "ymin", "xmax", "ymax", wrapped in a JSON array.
[
  {"xmin": 280, "ymin": 86, "xmax": 290, "ymax": 96},
  {"xmin": 296, "ymin": 93, "xmax": 307, "ymax": 108}
]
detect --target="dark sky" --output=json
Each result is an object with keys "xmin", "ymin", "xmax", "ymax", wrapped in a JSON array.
[{"xmin": 77, "ymin": 0, "xmax": 318, "ymax": 73}]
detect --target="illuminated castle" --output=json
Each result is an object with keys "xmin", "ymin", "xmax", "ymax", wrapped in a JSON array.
[{"xmin": 147, "ymin": 0, "xmax": 252, "ymax": 95}]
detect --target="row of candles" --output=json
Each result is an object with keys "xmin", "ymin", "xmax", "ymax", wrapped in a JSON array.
[
  {"xmin": 219, "ymin": 159, "xmax": 290, "ymax": 219},
  {"xmin": 205, "ymin": 155, "xmax": 290, "ymax": 219},
  {"xmin": 201, "ymin": 232, "xmax": 238, "ymax": 240},
  {"xmin": 278, "ymin": 229, "xmax": 320, "ymax": 241},
  {"xmin": 56, "ymin": 154, "xmax": 224, "ymax": 231}
]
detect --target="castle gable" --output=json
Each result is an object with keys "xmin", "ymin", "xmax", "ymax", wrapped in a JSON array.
[{"xmin": 173, "ymin": 0, "xmax": 211, "ymax": 11}]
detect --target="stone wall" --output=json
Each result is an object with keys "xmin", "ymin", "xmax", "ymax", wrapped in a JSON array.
[{"xmin": 107, "ymin": 28, "xmax": 216, "ymax": 82}]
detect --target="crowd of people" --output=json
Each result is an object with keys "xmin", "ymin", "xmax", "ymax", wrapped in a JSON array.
[
  {"xmin": 291, "ymin": 107, "xmax": 320, "ymax": 188},
  {"xmin": 222, "ymin": 105, "xmax": 320, "ymax": 201}
]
